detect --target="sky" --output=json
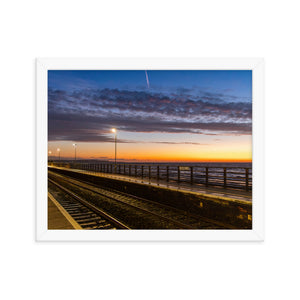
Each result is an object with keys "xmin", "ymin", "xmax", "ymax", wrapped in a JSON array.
[{"xmin": 48, "ymin": 70, "xmax": 252, "ymax": 162}]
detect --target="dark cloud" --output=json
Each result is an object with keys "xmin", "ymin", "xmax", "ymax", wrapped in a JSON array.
[{"xmin": 48, "ymin": 88, "xmax": 252, "ymax": 142}]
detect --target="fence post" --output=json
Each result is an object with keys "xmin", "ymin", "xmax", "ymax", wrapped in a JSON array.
[
  {"xmin": 190, "ymin": 166, "xmax": 193, "ymax": 184},
  {"xmin": 148, "ymin": 166, "xmax": 151, "ymax": 182},
  {"xmin": 166, "ymin": 166, "xmax": 169, "ymax": 182},
  {"xmin": 129, "ymin": 165, "xmax": 131, "ymax": 176},
  {"xmin": 223, "ymin": 167, "xmax": 227, "ymax": 188},
  {"xmin": 135, "ymin": 165, "xmax": 137, "ymax": 177},
  {"xmin": 118, "ymin": 164, "xmax": 121, "ymax": 174},
  {"xmin": 206, "ymin": 167, "xmax": 209, "ymax": 186},
  {"xmin": 246, "ymin": 168, "xmax": 249, "ymax": 191},
  {"xmin": 157, "ymin": 165, "xmax": 160, "ymax": 181},
  {"xmin": 178, "ymin": 166, "xmax": 180, "ymax": 183},
  {"xmin": 141, "ymin": 165, "xmax": 144, "ymax": 179}
]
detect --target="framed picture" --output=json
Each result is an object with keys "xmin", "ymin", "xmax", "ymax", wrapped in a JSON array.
[{"xmin": 36, "ymin": 58, "xmax": 264, "ymax": 241}]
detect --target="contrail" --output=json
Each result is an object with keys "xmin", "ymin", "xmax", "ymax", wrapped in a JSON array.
[{"xmin": 145, "ymin": 70, "xmax": 150, "ymax": 89}]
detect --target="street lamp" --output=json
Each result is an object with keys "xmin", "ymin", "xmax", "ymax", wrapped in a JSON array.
[
  {"xmin": 57, "ymin": 148, "xmax": 60, "ymax": 161},
  {"xmin": 73, "ymin": 143, "xmax": 77, "ymax": 161},
  {"xmin": 111, "ymin": 128, "xmax": 117, "ymax": 171}
]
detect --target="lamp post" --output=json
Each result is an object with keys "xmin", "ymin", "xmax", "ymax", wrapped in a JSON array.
[
  {"xmin": 112, "ymin": 128, "xmax": 117, "ymax": 171},
  {"xmin": 73, "ymin": 143, "xmax": 77, "ymax": 161},
  {"xmin": 57, "ymin": 148, "xmax": 60, "ymax": 161}
]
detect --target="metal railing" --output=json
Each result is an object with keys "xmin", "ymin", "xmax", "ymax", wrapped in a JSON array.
[{"xmin": 49, "ymin": 162, "xmax": 252, "ymax": 191}]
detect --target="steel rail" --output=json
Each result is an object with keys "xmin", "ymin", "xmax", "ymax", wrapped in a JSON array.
[
  {"xmin": 48, "ymin": 178, "xmax": 131, "ymax": 229},
  {"xmin": 49, "ymin": 173, "xmax": 197, "ymax": 229},
  {"xmin": 49, "ymin": 171, "xmax": 229, "ymax": 229},
  {"xmin": 50, "ymin": 171, "xmax": 234, "ymax": 229}
]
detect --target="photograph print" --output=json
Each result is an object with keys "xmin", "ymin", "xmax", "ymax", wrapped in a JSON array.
[{"xmin": 47, "ymin": 69, "xmax": 252, "ymax": 231}]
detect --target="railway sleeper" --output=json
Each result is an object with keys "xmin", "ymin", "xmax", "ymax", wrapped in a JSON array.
[
  {"xmin": 75, "ymin": 217, "xmax": 103, "ymax": 222},
  {"xmin": 80, "ymin": 222, "xmax": 99, "ymax": 226}
]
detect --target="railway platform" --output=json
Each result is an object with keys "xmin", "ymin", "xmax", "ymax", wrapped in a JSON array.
[
  {"xmin": 48, "ymin": 192, "xmax": 81, "ymax": 229},
  {"xmin": 49, "ymin": 166, "xmax": 252, "ymax": 202}
]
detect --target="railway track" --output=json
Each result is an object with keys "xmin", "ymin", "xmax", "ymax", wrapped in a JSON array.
[
  {"xmin": 48, "ymin": 171, "xmax": 230, "ymax": 229},
  {"xmin": 48, "ymin": 179, "xmax": 130, "ymax": 229}
]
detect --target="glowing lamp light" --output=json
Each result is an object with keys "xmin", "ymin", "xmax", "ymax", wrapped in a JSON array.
[{"xmin": 72, "ymin": 144, "xmax": 77, "ymax": 160}]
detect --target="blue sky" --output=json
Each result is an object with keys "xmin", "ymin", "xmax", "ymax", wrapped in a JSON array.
[{"xmin": 49, "ymin": 70, "xmax": 251, "ymax": 100}]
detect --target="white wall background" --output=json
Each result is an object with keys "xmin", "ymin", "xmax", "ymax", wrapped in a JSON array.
[{"xmin": 1, "ymin": 1, "xmax": 299, "ymax": 299}]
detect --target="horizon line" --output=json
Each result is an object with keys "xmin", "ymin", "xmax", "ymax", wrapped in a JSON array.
[{"xmin": 48, "ymin": 158, "xmax": 252, "ymax": 163}]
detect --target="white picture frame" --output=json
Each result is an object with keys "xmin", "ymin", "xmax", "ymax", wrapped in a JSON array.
[{"xmin": 36, "ymin": 58, "xmax": 264, "ymax": 242}]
